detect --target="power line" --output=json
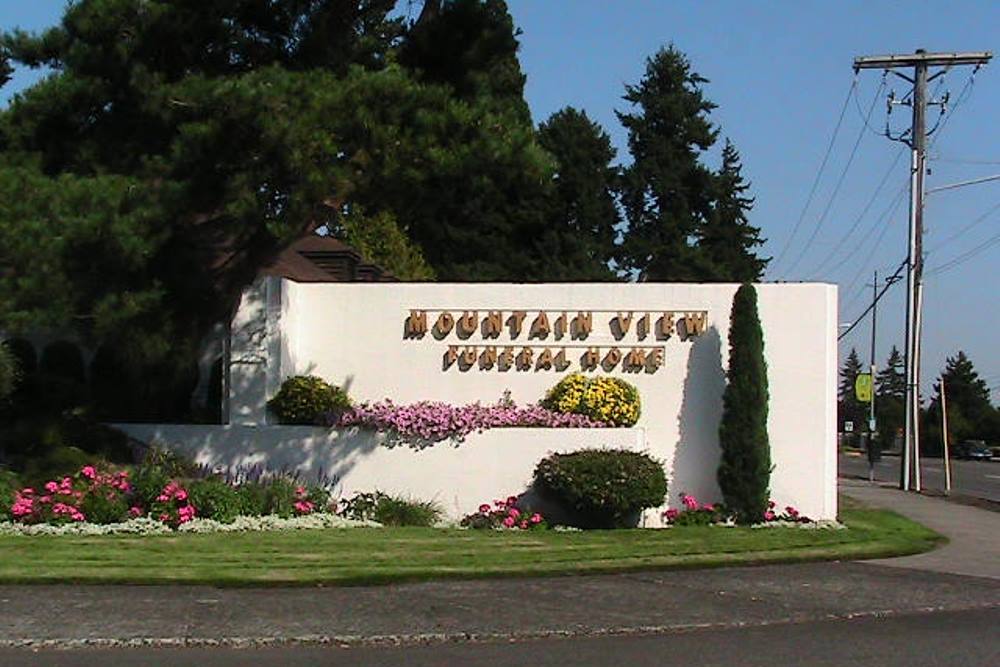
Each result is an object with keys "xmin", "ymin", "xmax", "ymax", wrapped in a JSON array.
[
  {"xmin": 838, "ymin": 258, "xmax": 907, "ymax": 341},
  {"xmin": 771, "ymin": 80, "xmax": 856, "ymax": 272},
  {"xmin": 839, "ymin": 193, "xmax": 907, "ymax": 302},
  {"xmin": 783, "ymin": 78, "xmax": 886, "ymax": 276},
  {"xmin": 809, "ymin": 147, "xmax": 906, "ymax": 277},
  {"xmin": 926, "ymin": 200, "xmax": 1000, "ymax": 254},
  {"xmin": 824, "ymin": 184, "xmax": 907, "ymax": 279},
  {"xmin": 925, "ymin": 228, "xmax": 1000, "ymax": 276}
]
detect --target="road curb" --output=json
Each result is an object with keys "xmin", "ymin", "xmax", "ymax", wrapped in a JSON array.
[{"xmin": 3, "ymin": 603, "xmax": 998, "ymax": 651}]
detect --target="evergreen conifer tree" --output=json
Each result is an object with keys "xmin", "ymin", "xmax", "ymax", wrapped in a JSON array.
[
  {"xmin": 536, "ymin": 107, "xmax": 621, "ymax": 280},
  {"xmin": 838, "ymin": 348, "xmax": 865, "ymax": 437},
  {"xmin": 717, "ymin": 284, "xmax": 771, "ymax": 525},
  {"xmin": 923, "ymin": 351, "xmax": 993, "ymax": 454},
  {"xmin": 700, "ymin": 140, "xmax": 769, "ymax": 281},
  {"xmin": 875, "ymin": 346, "xmax": 905, "ymax": 451},
  {"xmin": 616, "ymin": 46, "xmax": 718, "ymax": 280}
]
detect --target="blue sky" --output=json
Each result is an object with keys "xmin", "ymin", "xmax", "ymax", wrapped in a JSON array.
[{"xmin": 2, "ymin": 1, "xmax": 998, "ymax": 400}]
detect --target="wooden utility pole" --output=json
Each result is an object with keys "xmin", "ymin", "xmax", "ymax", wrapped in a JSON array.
[
  {"xmin": 941, "ymin": 376, "xmax": 952, "ymax": 494},
  {"xmin": 853, "ymin": 50, "xmax": 992, "ymax": 492}
]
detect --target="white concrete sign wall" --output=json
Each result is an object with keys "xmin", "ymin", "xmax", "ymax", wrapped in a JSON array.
[{"xmin": 182, "ymin": 279, "xmax": 837, "ymax": 522}]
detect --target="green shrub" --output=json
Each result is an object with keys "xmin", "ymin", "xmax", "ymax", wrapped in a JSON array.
[
  {"xmin": 0, "ymin": 343, "xmax": 19, "ymax": 401},
  {"xmin": 264, "ymin": 477, "xmax": 298, "ymax": 518},
  {"xmin": 0, "ymin": 469, "xmax": 19, "ymax": 521},
  {"xmin": 541, "ymin": 374, "xmax": 641, "ymax": 427},
  {"xmin": 305, "ymin": 485, "xmax": 331, "ymax": 513},
  {"xmin": 235, "ymin": 482, "xmax": 269, "ymax": 517},
  {"xmin": 373, "ymin": 494, "xmax": 442, "ymax": 527},
  {"xmin": 20, "ymin": 446, "xmax": 93, "ymax": 489},
  {"xmin": 188, "ymin": 478, "xmax": 242, "ymax": 524},
  {"xmin": 717, "ymin": 284, "xmax": 771, "ymax": 525},
  {"xmin": 533, "ymin": 449, "xmax": 667, "ymax": 528},
  {"xmin": 338, "ymin": 491, "xmax": 442, "ymax": 526},
  {"xmin": 130, "ymin": 462, "xmax": 172, "ymax": 510},
  {"xmin": 267, "ymin": 375, "xmax": 350, "ymax": 425},
  {"xmin": 79, "ymin": 490, "xmax": 129, "ymax": 525}
]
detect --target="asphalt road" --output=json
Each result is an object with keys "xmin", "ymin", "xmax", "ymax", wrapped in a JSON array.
[
  {"xmin": 840, "ymin": 453, "xmax": 1000, "ymax": 502},
  {"xmin": 3, "ymin": 608, "xmax": 997, "ymax": 666}
]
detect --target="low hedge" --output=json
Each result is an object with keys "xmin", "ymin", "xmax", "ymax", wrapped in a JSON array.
[
  {"xmin": 534, "ymin": 449, "xmax": 667, "ymax": 528},
  {"xmin": 267, "ymin": 375, "xmax": 351, "ymax": 425}
]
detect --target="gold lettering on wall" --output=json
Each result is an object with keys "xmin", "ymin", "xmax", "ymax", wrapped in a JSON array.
[
  {"xmin": 656, "ymin": 313, "xmax": 674, "ymax": 340},
  {"xmin": 479, "ymin": 346, "xmax": 498, "ymax": 370},
  {"xmin": 554, "ymin": 312, "xmax": 568, "ymax": 339},
  {"xmin": 457, "ymin": 311, "xmax": 479, "ymax": 338},
  {"xmin": 443, "ymin": 345, "xmax": 459, "ymax": 368},
  {"xmin": 435, "ymin": 312, "xmax": 455, "ymax": 337},
  {"xmin": 611, "ymin": 312, "xmax": 633, "ymax": 339},
  {"xmin": 536, "ymin": 347, "xmax": 553, "ymax": 370},
  {"xmin": 649, "ymin": 347, "xmax": 664, "ymax": 370},
  {"xmin": 572, "ymin": 312, "xmax": 593, "ymax": 339},
  {"xmin": 508, "ymin": 311, "xmax": 527, "ymax": 337},
  {"xmin": 637, "ymin": 313, "xmax": 650, "ymax": 340},
  {"xmin": 405, "ymin": 310, "xmax": 428, "ymax": 338},
  {"xmin": 499, "ymin": 346, "xmax": 515, "ymax": 371},
  {"xmin": 554, "ymin": 347, "xmax": 569, "ymax": 371},
  {"xmin": 580, "ymin": 347, "xmax": 600, "ymax": 371},
  {"xmin": 603, "ymin": 347, "xmax": 622, "ymax": 371},
  {"xmin": 681, "ymin": 312, "xmax": 707, "ymax": 339},
  {"xmin": 624, "ymin": 347, "xmax": 646, "ymax": 371},
  {"xmin": 482, "ymin": 311, "xmax": 503, "ymax": 338},
  {"xmin": 529, "ymin": 312, "xmax": 550, "ymax": 339},
  {"xmin": 516, "ymin": 347, "xmax": 534, "ymax": 371}
]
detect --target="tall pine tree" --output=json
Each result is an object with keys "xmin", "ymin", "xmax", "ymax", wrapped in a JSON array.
[
  {"xmin": 616, "ymin": 46, "xmax": 717, "ymax": 281},
  {"xmin": 535, "ymin": 107, "xmax": 621, "ymax": 280},
  {"xmin": 922, "ymin": 351, "xmax": 993, "ymax": 455},
  {"xmin": 718, "ymin": 284, "xmax": 771, "ymax": 525},
  {"xmin": 838, "ymin": 348, "xmax": 865, "ymax": 437},
  {"xmin": 875, "ymin": 346, "xmax": 905, "ymax": 450},
  {"xmin": 700, "ymin": 140, "xmax": 769, "ymax": 281}
]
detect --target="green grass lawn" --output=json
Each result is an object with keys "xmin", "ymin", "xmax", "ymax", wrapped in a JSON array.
[{"xmin": 0, "ymin": 507, "xmax": 941, "ymax": 586}]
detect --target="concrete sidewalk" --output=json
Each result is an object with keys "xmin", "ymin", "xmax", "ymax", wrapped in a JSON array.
[
  {"xmin": 1, "ymin": 561, "xmax": 997, "ymax": 648},
  {"xmin": 841, "ymin": 478, "xmax": 1000, "ymax": 580}
]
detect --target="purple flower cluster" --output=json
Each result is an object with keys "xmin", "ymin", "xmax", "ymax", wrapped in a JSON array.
[{"xmin": 336, "ymin": 400, "xmax": 604, "ymax": 447}]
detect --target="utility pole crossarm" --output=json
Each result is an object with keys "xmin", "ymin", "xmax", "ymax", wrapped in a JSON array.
[{"xmin": 854, "ymin": 51, "xmax": 992, "ymax": 70}]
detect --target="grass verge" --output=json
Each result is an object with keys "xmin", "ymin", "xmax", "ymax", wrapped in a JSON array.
[{"xmin": 0, "ymin": 508, "xmax": 942, "ymax": 586}]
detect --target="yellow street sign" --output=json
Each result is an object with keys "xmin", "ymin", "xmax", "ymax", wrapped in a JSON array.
[{"xmin": 855, "ymin": 373, "xmax": 873, "ymax": 403}]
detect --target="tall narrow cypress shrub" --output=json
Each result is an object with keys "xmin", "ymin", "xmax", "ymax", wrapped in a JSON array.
[{"xmin": 717, "ymin": 283, "xmax": 771, "ymax": 524}]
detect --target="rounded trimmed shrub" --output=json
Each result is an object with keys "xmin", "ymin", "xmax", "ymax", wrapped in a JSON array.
[
  {"xmin": 267, "ymin": 375, "xmax": 350, "ymax": 425},
  {"xmin": 188, "ymin": 478, "xmax": 242, "ymax": 524},
  {"xmin": 541, "ymin": 374, "xmax": 641, "ymax": 427},
  {"xmin": 533, "ymin": 449, "xmax": 667, "ymax": 528}
]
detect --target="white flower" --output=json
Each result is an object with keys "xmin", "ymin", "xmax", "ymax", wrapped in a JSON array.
[{"xmin": 0, "ymin": 513, "xmax": 381, "ymax": 537}]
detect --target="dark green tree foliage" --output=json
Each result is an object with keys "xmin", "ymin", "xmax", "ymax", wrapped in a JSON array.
[
  {"xmin": 838, "ymin": 348, "xmax": 866, "ymax": 436},
  {"xmin": 536, "ymin": 107, "xmax": 620, "ymax": 280},
  {"xmin": 875, "ymin": 346, "xmax": 905, "ymax": 450},
  {"xmin": 377, "ymin": 0, "xmax": 553, "ymax": 280},
  {"xmin": 700, "ymin": 140, "xmax": 768, "ymax": 281},
  {"xmin": 922, "ymin": 351, "xmax": 994, "ymax": 455},
  {"xmin": 616, "ymin": 46, "xmax": 718, "ymax": 281},
  {"xmin": 0, "ymin": 1, "xmax": 554, "ymax": 417},
  {"xmin": 717, "ymin": 284, "xmax": 771, "ymax": 525}
]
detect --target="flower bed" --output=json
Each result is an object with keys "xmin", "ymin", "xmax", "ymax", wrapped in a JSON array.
[
  {"xmin": 663, "ymin": 493, "xmax": 823, "ymax": 527},
  {"xmin": 0, "ymin": 513, "xmax": 378, "ymax": 537},
  {"xmin": 336, "ymin": 400, "xmax": 604, "ymax": 447}
]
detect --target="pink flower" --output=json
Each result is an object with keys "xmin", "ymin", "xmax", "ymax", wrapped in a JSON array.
[
  {"xmin": 174, "ymin": 490, "xmax": 188, "ymax": 502},
  {"xmin": 701, "ymin": 503, "xmax": 715, "ymax": 512},
  {"xmin": 530, "ymin": 513, "xmax": 543, "ymax": 524},
  {"xmin": 129, "ymin": 506, "xmax": 143, "ymax": 518},
  {"xmin": 80, "ymin": 466, "xmax": 96, "ymax": 480},
  {"xmin": 681, "ymin": 494, "xmax": 698, "ymax": 510},
  {"xmin": 663, "ymin": 508, "xmax": 679, "ymax": 521},
  {"xmin": 764, "ymin": 510, "xmax": 776, "ymax": 521},
  {"xmin": 506, "ymin": 496, "xmax": 518, "ymax": 506},
  {"xmin": 785, "ymin": 506, "xmax": 799, "ymax": 517},
  {"xmin": 44, "ymin": 481, "xmax": 59, "ymax": 493},
  {"xmin": 478, "ymin": 504, "xmax": 491, "ymax": 514},
  {"xmin": 508, "ymin": 507, "xmax": 521, "ymax": 519},
  {"xmin": 519, "ymin": 520, "xmax": 528, "ymax": 529},
  {"xmin": 767, "ymin": 500, "xmax": 776, "ymax": 509},
  {"xmin": 71, "ymin": 512, "xmax": 86, "ymax": 522},
  {"xmin": 502, "ymin": 516, "xmax": 516, "ymax": 528}
]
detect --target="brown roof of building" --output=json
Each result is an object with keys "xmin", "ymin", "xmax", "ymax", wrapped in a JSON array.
[{"xmin": 260, "ymin": 235, "xmax": 396, "ymax": 283}]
